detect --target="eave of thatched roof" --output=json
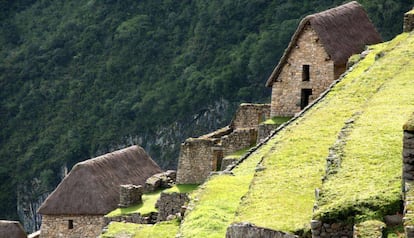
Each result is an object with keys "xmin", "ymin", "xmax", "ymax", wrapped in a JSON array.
[
  {"xmin": 265, "ymin": 1, "xmax": 382, "ymax": 87},
  {"xmin": 38, "ymin": 145, "xmax": 162, "ymax": 215},
  {"xmin": 0, "ymin": 220, "xmax": 27, "ymax": 238}
]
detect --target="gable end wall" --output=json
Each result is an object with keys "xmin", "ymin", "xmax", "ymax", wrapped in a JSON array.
[{"xmin": 271, "ymin": 25, "xmax": 337, "ymax": 117}]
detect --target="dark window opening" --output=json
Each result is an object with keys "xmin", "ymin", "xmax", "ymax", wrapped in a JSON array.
[
  {"xmin": 302, "ymin": 65, "xmax": 310, "ymax": 81},
  {"xmin": 68, "ymin": 220, "xmax": 74, "ymax": 229},
  {"xmin": 301, "ymin": 89, "xmax": 312, "ymax": 109}
]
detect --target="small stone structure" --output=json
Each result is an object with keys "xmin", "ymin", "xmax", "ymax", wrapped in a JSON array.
[
  {"xmin": 176, "ymin": 103, "xmax": 270, "ymax": 184},
  {"xmin": 403, "ymin": 113, "xmax": 414, "ymax": 238},
  {"xmin": 155, "ymin": 192, "xmax": 189, "ymax": 221},
  {"xmin": 226, "ymin": 222, "xmax": 298, "ymax": 238},
  {"xmin": 404, "ymin": 8, "xmax": 414, "ymax": 32},
  {"xmin": 104, "ymin": 212, "xmax": 158, "ymax": 225},
  {"xmin": 145, "ymin": 170, "xmax": 176, "ymax": 192},
  {"xmin": 265, "ymin": 1, "xmax": 381, "ymax": 117},
  {"xmin": 310, "ymin": 220, "xmax": 352, "ymax": 238},
  {"xmin": 118, "ymin": 184, "xmax": 143, "ymax": 208},
  {"xmin": 40, "ymin": 215, "xmax": 105, "ymax": 238}
]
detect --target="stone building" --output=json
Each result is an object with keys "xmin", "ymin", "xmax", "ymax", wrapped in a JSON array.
[
  {"xmin": 176, "ymin": 103, "xmax": 270, "ymax": 184},
  {"xmin": 37, "ymin": 145, "xmax": 162, "ymax": 238},
  {"xmin": 0, "ymin": 220, "xmax": 27, "ymax": 238},
  {"xmin": 265, "ymin": 1, "xmax": 382, "ymax": 117}
]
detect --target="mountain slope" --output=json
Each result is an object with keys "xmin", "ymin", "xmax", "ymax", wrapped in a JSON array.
[
  {"xmin": 179, "ymin": 32, "xmax": 414, "ymax": 236},
  {"xmin": 0, "ymin": 0, "xmax": 412, "ymax": 229}
]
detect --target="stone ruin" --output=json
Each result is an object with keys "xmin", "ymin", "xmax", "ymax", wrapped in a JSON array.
[
  {"xmin": 118, "ymin": 184, "xmax": 143, "ymax": 208},
  {"xmin": 176, "ymin": 103, "xmax": 271, "ymax": 184},
  {"xmin": 404, "ymin": 8, "xmax": 414, "ymax": 32}
]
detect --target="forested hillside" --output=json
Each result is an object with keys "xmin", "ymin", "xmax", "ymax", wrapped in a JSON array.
[{"xmin": 0, "ymin": 0, "xmax": 411, "ymax": 230}]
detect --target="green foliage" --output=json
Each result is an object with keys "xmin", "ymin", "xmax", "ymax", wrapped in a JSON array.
[
  {"xmin": 261, "ymin": 116, "xmax": 291, "ymax": 125},
  {"xmin": 354, "ymin": 220, "xmax": 385, "ymax": 238},
  {"xmin": 0, "ymin": 0, "xmax": 411, "ymax": 220}
]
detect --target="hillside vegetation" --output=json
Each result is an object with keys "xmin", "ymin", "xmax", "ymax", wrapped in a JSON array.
[
  {"xmin": 0, "ymin": 0, "xmax": 411, "ymax": 225},
  {"xmin": 104, "ymin": 31, "xmax": 414, "ymax": 237}
]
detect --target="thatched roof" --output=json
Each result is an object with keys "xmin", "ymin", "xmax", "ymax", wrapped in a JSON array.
[
  {"xmin": 0, "ymin": 220, "xmax": 27, "ymax": 238},
  {"xmin": 38, "ymin": 145, "xmax": 162, "ymax": 215},
  {"xmin": 266, "ymin": 1, "xmax": 382, "ymax": 87}
]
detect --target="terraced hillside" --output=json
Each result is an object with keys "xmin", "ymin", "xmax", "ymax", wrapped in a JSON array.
[{"xmin": 104, "ymin": 31, "xmax": 414, "ymax": 238}]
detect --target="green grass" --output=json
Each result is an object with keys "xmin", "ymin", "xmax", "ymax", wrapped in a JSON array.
[
  {"xmin": 106, "ymin": 190, "xmax": 163, "ymax": 217},
  {"xmin": 101, "ymin": 220, "xmax": 180, "ymax": 238},
  {"xmin": 261, "ymin": 116, "xmax": 291, "ymax": 125},
  {"xmin": 315, "ymin": 33, "xmax": 414, "ymax": 223},
  {"xmin": 179, "ymin": 143, "xmax": 274, "ymax": 237},
  {"xmin": 222, "ymin": 147, "xmax": 252, "ymax": 159},
  {"xmin": 354, "ymin": 220, "xmax": 385, "ymax": 238},
  {"xmin": 164, "ymin": 184, "xmax": 199, "ymax": 194},
  {"xmin": 233, "ymin": 33, "xmax": 414, "ymax": 233}
]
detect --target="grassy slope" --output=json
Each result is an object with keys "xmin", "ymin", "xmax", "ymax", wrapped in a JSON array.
[
  {"xmin": 314, "ymin": 33, "xmax": 414, "ymax": 222},
  {"xmin": 234, "ymin": 32, "xmax": 414, "ymax": 233},
  {"xmin": 102, "ymin": 32, "xmax": 414, "ymax": 237}
]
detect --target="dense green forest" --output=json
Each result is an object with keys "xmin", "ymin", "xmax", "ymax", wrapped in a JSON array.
[{"xmin": 0, "ymin": 0, "xmax": 412, "ymax": 227}]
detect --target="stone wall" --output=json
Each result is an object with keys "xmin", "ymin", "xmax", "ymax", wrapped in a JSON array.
[
  {"xmin": 118, "ymin": 184, "xmax": 143, "ymax": 208},
  {"xmin": 104, "ymin": 212, "xmax": 158, "ymax": 225},
  {"xmin": 231, "ymin": 103, "xmax": 271, "ymax": 129},
  {"xmin": 40, "ymin": 215, "xmax": 105, "ymax": 238},
  {"xmin": 155, "ymin": 192, "xmax": 189, "ymax": 222},
  {"xmin": 176, "ymin": 138, "xmax": 217, "ymax": 184},
  {"xmin": 257, "ymin": 124, "xmax": 279, "ymax": 143},
  {"xmin": 226, "ymin": 222, "xmax": 298, "ymax": 238},
  {"xmin": 310, "ymin": 220, "xmax": 352, "ymax": 238},
  {"xmin": 403, "ymin": 117, "xmax": 414, "ymax": 237},
  {"xmin": 221, "ymin": 128, "xmax": 257, "ymax": 156},
  {"xmin": 176, "ymin": 103, "xmax": 270, "ymax": 184},
  {"xmin": 404, "ymin": 8, "xmax": 414, "ymax": 32},
  {"xmin": 270, "ymin": 25, "xmax": 339, "ymax": 117}
]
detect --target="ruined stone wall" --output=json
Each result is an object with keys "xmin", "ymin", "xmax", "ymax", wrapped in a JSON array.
[
  {"xmin": 231, "ymin": 103, "xmax": 271, "ymax": 129},
  {"xmin": 257, "ymin": 124, "xmax": 279, "ymax": 143},
  {"xmin": 403, "ymin": 120, "xmax": 414, "ymax": 237},
  {"xmin": 404, "ymin": 9, "xmax": 414, "ymax": 32},
  {"xmin": 40, "ymin": 215, "xmax": 104, "ymax": 238},
  {"xmin": 226, "ymin": 222, "xmax": 298, "ymax": 238},
  {"xmin": 310, "ymin": 220, "xmax": 353, "ymax": 238},
  {"xmin": 221, "ymin": 128, "xmax": 256, "ymax": 156},
  {"xmin": 271, "ymin": 25, "xmax": 336, "ymax": 117},
  {"xmin": 176, "ymin": 138, "xmax": 217, "ymax": 184},
  {"xmin": 156, "ymin": 192, "xmax": 189, "ymax": 222}
]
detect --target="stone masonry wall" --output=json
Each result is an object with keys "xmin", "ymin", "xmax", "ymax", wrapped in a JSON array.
[
  {"xmin": 221, "ymin": 128, "xmax": 257, "ymax": 157},
  {"xmin": 310, "ymin": 220, "xmax": 353, "ymax": 238},
  {"xmin": 271, "ymin": 25, "xmax": 337, "ymax": 117},
  {"xmin": 156, "ymin": 192, "xmax": 189, "ymax": 222},
  {"xmin": 231, "ymin": 103, "xmax": 271, "ymax": 129},
  {"xmin": 176, "ymin": 138, "xmax": 217, "ymax": 184},
  {"xmin": 226, "ymin": 222, "xmax": 298, "ymax": 238},
  {"xmin": 403, "ymin": 118, "xmax": 414, "ymax": 237},
  {"xmin": 40, "ymin": 215, "xmax": 105, "ymax": 238},
  {"xmin": 404, "ymin": 8, "xmax": 414, "ymax": 32}
]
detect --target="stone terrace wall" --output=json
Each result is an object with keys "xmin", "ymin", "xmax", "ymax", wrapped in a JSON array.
[
  {"xmin": 310, "ymin": 220, "xmax": 352, "ymax": 238},
  {"xmin": 176, "ymin": 138, "xmax": 217, "ymax": 184},
  {"xmin": 270, "ymin": 25, "xmax": 337, "ymax": 117},
  {"xmin": 231, "ymin": 103, "xmax": 270, "ymax": 129},
  {"xmin": 403, "ymin": 115, "xmax": 414, "ymax": 237},
  {"xmin": 221, "ymin": 128, "xmax": 257, "ymax": 156},
  {"xmin": 404, "ymin": 8, "xmax": 414, "ymax": 32},
  {"xmin": 40, "ymin": 215, "xmax": 105, "ymax": 238},
  {"xmin": 226, "ymin": 222, "xmax": 298, "ymax": 238}
]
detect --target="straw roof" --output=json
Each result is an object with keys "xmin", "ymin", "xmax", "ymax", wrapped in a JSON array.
[
  {"xmin": 266, "ymin": 1, "xmax": 382, "ymax": 87},
  {"xmin": 38, "ymin": 145, "xmax": 162, "ymax": 215},
  {"xmin": 0, "ymin": 220, "xmax": 27, "ymax": 238}
]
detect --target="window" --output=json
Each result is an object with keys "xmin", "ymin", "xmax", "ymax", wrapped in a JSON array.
[
  {"xmin": 68, "ymin": 220, "xmax": 74, "ymax": 229},
  {"xmin": 301, "ymin": 89, "xmax": 312, "ymax": 109},
  {"xmin": 302, "ymin": 65, "xmax": 310, "ymax": 81}
]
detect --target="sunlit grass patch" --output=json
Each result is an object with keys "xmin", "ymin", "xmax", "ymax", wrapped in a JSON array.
[
  {"xmin": 101, "ymin": 220, "xmax": 180, "ymax": 238},
  {"xmin": 106, "ymin": 190, "xmax": 163, "ymax": 217}
]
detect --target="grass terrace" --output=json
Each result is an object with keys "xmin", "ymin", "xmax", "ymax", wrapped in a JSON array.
[
  {"xmin": 261, "ymin": 116, "xmax": 292, "ymax": 125},
  {"xmin": 106, "ymin": 190, "xmax": 163, "ymax": 217},
  {"xmin": 233, "ymin": 33, "xmax": 414, "ymax": 233},
  {"xmin": 315, "ymin": 33, "xmax": 414, "ymax": 223},
  {"xmin": 101, "ymin": 220, "xmax": 180, "ymax": 238}
]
